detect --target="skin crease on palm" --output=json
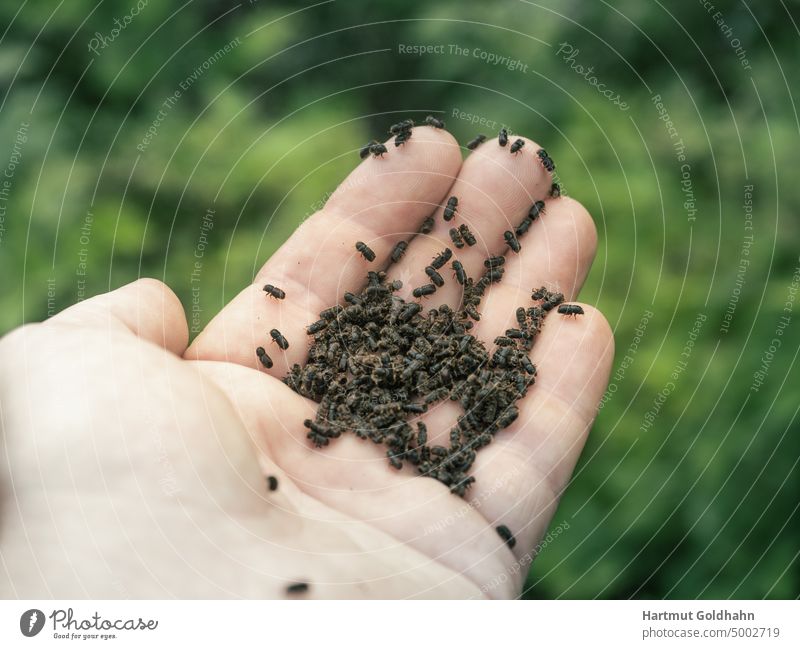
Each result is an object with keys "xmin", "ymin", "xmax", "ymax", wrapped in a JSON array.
[{"xmin": 0, "ymin": 126, "xmax": 613, "ymax": 599}]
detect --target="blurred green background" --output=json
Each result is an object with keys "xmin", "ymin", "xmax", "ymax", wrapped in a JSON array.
[{"xmin": 1, "ymin": 0, "xmax": 797, "ymax": 598}]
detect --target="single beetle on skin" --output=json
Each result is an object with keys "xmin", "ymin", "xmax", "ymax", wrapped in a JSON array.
[
  {"xmin": 466, "ymin": 134, "xmax": 486, "ymax": 150},
  {"xmin": 425, "ymin": 265, "xmax": 445, "ymax": 287},
  {"xmin": 452, "ymin": 260, "xmax": 467, "ymax": 285},
  {"xmin": 286, "ymin": 582, "xmax": 310, "ymax": 595},
  {"xmin": 484, "ymin": 255, "xmax": 506, "ymax": 269},
  {"xmin": 465, "ymin": 303, "xmax": 481, "ymax": 320},
  {"xmin": 390, "ymin": 240, "xmax": 408, "ymax": 263},
  {"xmin": 270, "ymin": 329, "xmax": 289, "ymax": 350},
  {"xmin": 536, "ymin": 147, "xmax": 555, "ymax": 171},
  {"xmin": 443, "ymin": 196, "xmax": 458, "ymax": 221},
  {"xmin": 419, "ymin": 216, "xmax": 435, "ymax": 234},
  {"xmin": 529, "ymin": 200, "xmax": 545, "ymax": 220},
  {"xmin": 355, "ymin": 241, "xmax": 376, "ymax": 262},
  {"xmin": 394, "ymin": 130, "xmax": 411, "ymax": 147},
  {"xmin": 557, "ymin": 303, "xmax": 585, "ymax": 318},
  {"xmin": 417, "ymin": 423, "xmax": 428, "ymax": 446},
  {"xmin": 359, "ymin": 140, "xmax": 378, "ymax": 159},
  {"xmin": 369, "ymin": 142, "xmax": 387, "ymax": 158},
  {"xmin": 515, "ymin": 216, "xmax": 533, "ymax": 237},
  {"xmin": 307, "ymin": 319, "xmax": 328, "ymax": 334},
  {"xmin": 541, "ymin": 292, "xmax": 565, "ymax": 311},
  {"xmin": 486, "ymin": 269, "xmax": 504, "ymax": 283},
  {"xmin": 549, "ymin": 182, "xmax": 561, "ymax": 197},
  {"xmin": 496, "ymin": 524, "xmax": 516, "ymax": 549},
  {"xmin": 413, "ymin": 284, "xmax": 437, "ymax": 298},
  {"xmin": 496, "ymin": 406, "xmax": 519, "ymax": 428},
  {"xmin": 431, "ymin": 247, "xmax": 453, "ymax": 269},
  {"xmin": 522, "ymin": 356, "xmax": 536, "ymax": 375},
  {"xmin": 398, "ymin": 302, "xmax": 422, "ymax": 322},
  {"xmin": 498, "ymin": 128, "xmax": 508, "ymax": 147},
  {"xmin": 504, "ymin": 230, "xmax": 521, "ymax": 253},
  {"xmin": 256, "ymin": 346, "xmax": 273, "ymax": 368},
  {"xmin": 510, "ymin": 138, "xmax": 525, "ymax": 154},
  {"xmin": 424, "ymin": 115, "xmax": 445, "ymax": 128},
  {"xmin": 459, "ymin": 223, "xmax": 477, "ymax": 246},
  {"xmin": 266, "ymin": 475, "xmax": 279, "ymax": 491},
  {"xmin": 262, "ymin": 284, "xmax": 285, "ymax": 300},
  {"xmin": 449, "ymin": 227, "xmax": 465, "ymax": 249},
  {"xmin": 389, "ymin": 119, "xmax": 413, "ymax": 134},
  {"xmin": 303, "ymin": 418, "xmax": 336, "ymax": 447}
]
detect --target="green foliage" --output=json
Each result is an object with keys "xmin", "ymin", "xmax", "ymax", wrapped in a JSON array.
[{"xmin": 1, "ymin": 0, "xmax": 796, "ymax": 598}]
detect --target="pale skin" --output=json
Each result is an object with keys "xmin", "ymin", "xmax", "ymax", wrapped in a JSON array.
[{"xmin": 0, "ymin": 126, "xmax": 613, "ymax": 598}]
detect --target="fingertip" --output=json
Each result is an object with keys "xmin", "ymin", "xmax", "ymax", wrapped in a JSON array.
[
  {"xmin": 566, "ymin": 303, "xmax": 615, "ymax": 367},
  {"xmin": 328, "ymin": 124, "xmax": 462, "ymax": 213},
  {"xmin": 533, "ymin": 303, "xmax": 615, "ymax": 424},
  {"xmin": 521, "ymin": 196, "xmax": 597, "ymax": 295},
  {"xmin": 400, "ymin": 124, "xmax": 462, "ymax": 173},
  {"xmin": 49, "ymin": 278, "xmax": 189, "ymax": 354},
  {"xmin": 545, "ymin": 302, "xmax": 614, "ymax": 362},
  {"xmin": 459, "ymin": 134, "xmax": 551, "ymax": 217},
  {"xmin": 114, "ymin": 278, "xmax": 190, "ymax": 355}
]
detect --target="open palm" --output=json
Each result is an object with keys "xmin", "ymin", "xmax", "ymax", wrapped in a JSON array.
[{"xmin": 0, "ymin": 126, "xmax": 612, "ymax": 599}]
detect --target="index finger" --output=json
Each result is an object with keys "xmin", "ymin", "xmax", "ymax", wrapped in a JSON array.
[{"xmin": 186, "ymin": 125, "xmax": 463, "ymax": 371}]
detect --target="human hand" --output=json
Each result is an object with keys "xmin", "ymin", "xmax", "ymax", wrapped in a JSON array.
[{"xmin": 0, "ymin": 126, "xmax": 613, "ymax": 598}]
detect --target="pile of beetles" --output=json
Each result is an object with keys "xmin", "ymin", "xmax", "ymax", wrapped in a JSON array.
[{"xmin": 258, "ymin": 116, "xmax": 584, "ymax": 506}]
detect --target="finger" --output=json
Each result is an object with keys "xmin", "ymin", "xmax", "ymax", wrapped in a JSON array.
[
  {"xmin": 398, "ymin": 180, "xmax": 600, "ymax": 566},
  {"xmin": 471, "ymin": 195, "xmax": 598, "ymax": 343},
  {"xmin": 186, "ymin": 126, "xmax": 463, "ymax": 372},
  {"xmin": 464, "ymin": 305, "xmax": 614, "ymax": 569},
  {"xmin": 390, "ymin": 134, "xmax": 551, "ymax": 306},
  {"xmin": 448, "ymin": 196, "xmax": 598, "ymax": 562},
  {"xmin": 48, "ymin": 278, "xmax": 188, "ymax": 356}
]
